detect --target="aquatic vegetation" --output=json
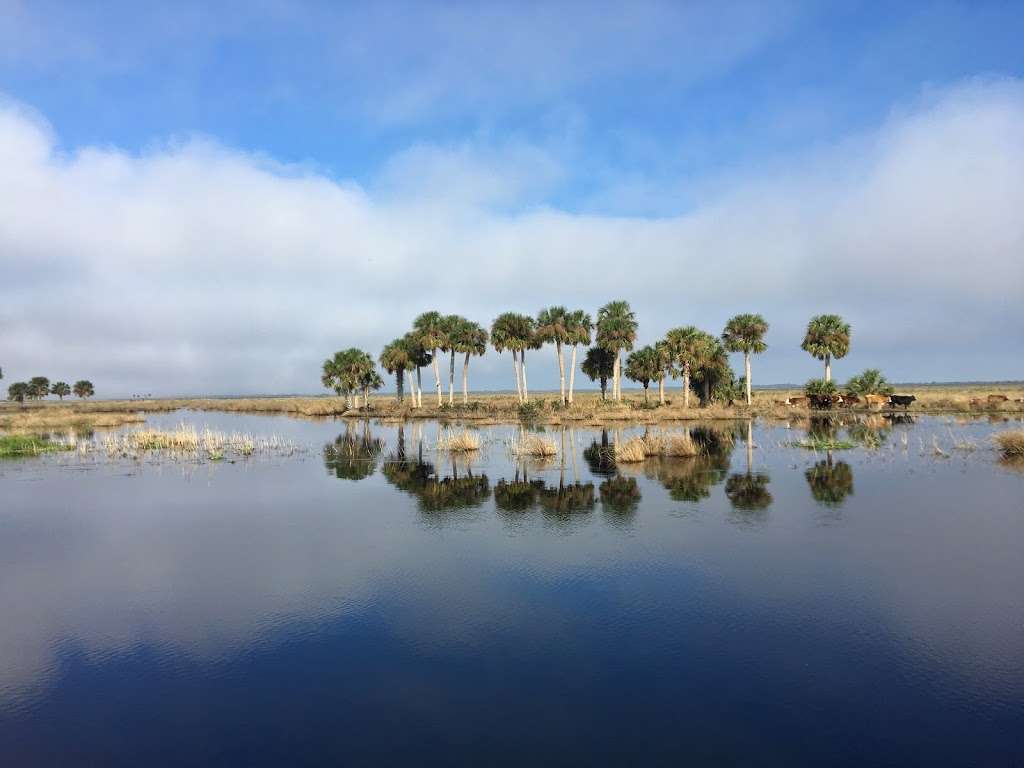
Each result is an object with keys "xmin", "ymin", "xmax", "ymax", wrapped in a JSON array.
[
  {"xmin": 0, "ymin": 434, "xmax": 73, "ymax": 457},
  {"xmin": 510, "ymin": 434, "xmax": 557, "ymax": 457},
  {"xmin": 790, "ymin": 436, "xmax": 856, "ymax": 451},
  {"xmin": 615, "ymin": 437, "xmax": 647, "ymax": 463},
  {"xmin": 662, "ymin": 432, "xmax": 699, "ymax": 457},
  {"xmin": 435, "ymin": 429, "xmax": 482, "ymax": 452},
  {"xmin": 994, "ymin": 430, "xmax": 1024, "ymax": 457},
  {"xmin": 97, "ymin": 424, "xmax": 297, "ymax": 460}
]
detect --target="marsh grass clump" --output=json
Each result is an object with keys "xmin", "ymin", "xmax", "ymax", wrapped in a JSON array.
[
  {"xmin": 436, "ymin": 429, "xmax": 482, "ymax": 452},
  {"xmin": 510, "ymin": 434, "xmax": 557, "ymax": 457},
  {"xmin": 663, "ymin": 432, "xmax": 699, "ymax": 457},
  {"xmin": 994, "ymin": 430, "xmax": 1024, "ymax": 457},
  {"xmin": 614, "ymin": 437, "xmax": 648, "ymax": 463},
  {"xmin": 790, "ymin": 435, "xmax": 856, "ymax": 451},
  {"xmin": 99, "ymin": 424, "xmax": 295, "ymax": 460},
  {"xmin": 0, "ymin": 434, "xmax": 74, "ymax": 457}
]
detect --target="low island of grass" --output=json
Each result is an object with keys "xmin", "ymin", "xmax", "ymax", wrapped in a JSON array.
[{"xmin": 0, "ymin": 434, "xmax": 73, "ymax": 458}]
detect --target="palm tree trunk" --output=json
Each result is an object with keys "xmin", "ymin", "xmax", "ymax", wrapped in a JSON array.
[
  {"xmin": 643, "ymin": 384, "xmax": 649, "ymax": 403},
  {"xmin": 825, "ymin": 354, "xmax": 832, "ymax": 383},
  {"xmin": 395, "ymin": 371, "xmax": 403, "ymax": 404},
  {"xmin": 612, "ymin": 353, "xmax": 620, "ymax": 401},
  {"xmin": 521, "ymin": 348, "xmax": 529, "ymax": 402},
  {"xmin": 745, "ymin": 351, "xmax": 752, "ymax": 406},
  {"xmin": 363, "ymin": 385, "xmax": 369, "ymax": 407},
  {"xmin": 406, "ymin": 369, "xmax": 416, "ymax": 408},
  {"xmin": 600, "ymin": 377, "xmax": 607, "ymax": 400},
  {"xmin": 556, "ymin": 341, "xmax": 565, "ymax": 405},
  {"xmin": 448, "ymin": 350, "xmax": 455, "ymax": 405},
  {"xmin": 683, "ymin": 365, "xmax": 690, "ymax": 409},
  {"xmin": 432, "ymin": 350, "xmax": 442, "ymax": 405},
  {"xmin": 512, "ymin": 351, "xmax": 523, "ymax": 402},
  {"xmin": 462, "ymin": 352, "xmax": 470, "ymax": 404},
  {"xmin": 568, "ymin": 344, "xmax": 578, "ymax": 404},
  {"xmin": 658, "ymin": 374, "xmax": 665, "ymax": 405},
  {"xmin": 703, "ymin": 378, "xmax": 710, "ymax": 405},
  {"xmin": 417, "ymin": 367, "xmax": 423, "ymax": 408}
]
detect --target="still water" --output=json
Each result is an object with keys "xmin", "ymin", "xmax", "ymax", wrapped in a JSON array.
[{"xmin": 1, "ymin": 412, "xmax": 1022, "ymax": 765}]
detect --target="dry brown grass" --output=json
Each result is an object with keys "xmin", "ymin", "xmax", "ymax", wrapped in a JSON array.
[
  {"xmin": 0, "ymin": 408, "xmax": 144, "ymax": 433},
  {"xmin": 994, "ymin": 430, "xmax": 1024, "ymax": 457},
  {"xmin": 510, "ymin": 434, "xmax": 558, "ymax": 457},
  {"xmin": 4, "ymin": 384, "xmax": 1020, "ymax": 428},
  {"xmin": 615, "ymin": 437, "xmax": 648, "ymax": 463},
  {"xmin": 435, "ymin": 429, "xmax": 482, "ymax": 452},
  {"xmin": 663, "ymin": 432, "xmax": 700, "ymax": 457}
]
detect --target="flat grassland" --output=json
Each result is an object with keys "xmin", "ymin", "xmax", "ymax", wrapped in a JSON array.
[{"xmin": 2, "ymin": 384, "xmax": 1022, "ymax": 430}]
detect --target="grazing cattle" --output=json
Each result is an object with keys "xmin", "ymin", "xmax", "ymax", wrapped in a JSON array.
[
  {"xmin": 840, "ymin": 393, "xmax": 860, "ymax": 407},
  {"xmin": 890, "ymin": 394, "xmax": 916, "ymax": 409},
  {"xmin": 864, "ymin": 393, "xmax": 890, "ymax": 408},
  {"xmin": 785, "ymin": 396, "xmax": 808, "ymax": 407},
  {"xmin": 987, "ymin": 394, "xmax": 1009, "ymax": 404},
  {"xmin": 969, "ymin": 398, "xmax": 984, "ymax": 408}
]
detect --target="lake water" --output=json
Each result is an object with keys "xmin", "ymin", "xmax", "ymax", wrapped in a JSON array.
[{"xmin": 1, "ymin": 411, "xmax": 1022, "ymax": 765}]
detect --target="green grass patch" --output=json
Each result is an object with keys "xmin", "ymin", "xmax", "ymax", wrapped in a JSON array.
[
  {"xmin": 0, "ymin": 434, "xmax": 73, "ymax": 457},
  {"xmin": 789, "ymin": 437, "xmax": 857, "ymax": 451}
]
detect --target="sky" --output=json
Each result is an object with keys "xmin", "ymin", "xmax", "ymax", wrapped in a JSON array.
[{"xmin": 1, "ymin": 0, "xmax": 1023, "ymax": 396}]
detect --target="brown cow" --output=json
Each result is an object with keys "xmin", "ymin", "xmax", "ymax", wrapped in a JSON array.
[
  {"xmin": 987, "ymin": 394, "xmax": 1009, "ymax": 404},
  {"xmin": 841, "ymin": 393, "xmax": 861, "ymax": 407},
  {"xmin": 785, "ymin": 396, "xmax": 808, "ymax": 407},
  {"xmin": 864, "ymin": 393, "xmax": 890, "ymax": 408}
]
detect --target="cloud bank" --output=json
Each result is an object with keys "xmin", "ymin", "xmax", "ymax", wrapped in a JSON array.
[{"xmin": 1, "ymin": 79, "xmax": 1023, "ymax": 396}]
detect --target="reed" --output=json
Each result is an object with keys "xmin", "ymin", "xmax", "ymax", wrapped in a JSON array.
[
  {"xmin": 510, "ymin": 434, "xmax": 558, "ymax": 457},
  {"xmin": 662, "ymin": 432, "xmax": 699, "ymax": 457},
  {"xmin": 614, "ymin": 437, "xmax": 648, "ymax": 463},
  {"xmin": 0, "ymin": 434, "xmax": 73, "ymax": 457}
]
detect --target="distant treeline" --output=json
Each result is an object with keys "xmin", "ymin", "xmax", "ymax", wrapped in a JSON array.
[{"xmin": 4, "ymin": 372, "xmax": 94, "ymax": 403}]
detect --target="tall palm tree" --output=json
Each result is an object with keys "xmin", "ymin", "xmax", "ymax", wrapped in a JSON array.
[
  {"xmin": 321, "ymin": 351, "xmax": 350, "ymax": 408},
  {"xmin": 413, "ymin": 311, "xmax": 448, "ymax": 406},
  {"xmin": 536, "ymin": 306, "xmax": 572, "ymax": 405},
  {"xmin": 802, "ymin": 314, "xmax": 850, "ymax": 383},
  {"xmin": 654, "ymin": 339, "xmax": 675, "ymax": 405},
  {"xmin": 379, "ymin": 338, "xmax": 414, "ymax": 404},
  {"xmin": 441, "ymin": 314, "xmax": 467, "ymax": 405},
  {"xmin": 490, "ymin": 312, "xmax": 536, "ymax": 403},
  {"xmin": 664, "ymin": 326, "xmax": 703, "ymax": 409},
  {"xmin": 690, "ymin": 335, "xmax": 729, "ymax": 405},
  {"xmin": 451, "ymin": 319, "xmax": 488, "ymax": 403},
  {"xmin": 565, "ymin": 310, "xmax": 592, "ymax": 405},
  {"xmin": 721, "ymin": 313, "xmax": 769, "ymax": 405},
  {"xmin": 403, "ymin": 331, "xmax": 431, "ymax": 408},
  {"xmin": 596, "ymin": 300, "xmax": 637, "ymax": 402}
]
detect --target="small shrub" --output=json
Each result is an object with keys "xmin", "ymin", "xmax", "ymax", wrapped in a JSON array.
[
  {"xmin": 804, "ymin": 378, "xmax": 838, "ymax": 396},
  {"xmin": 994, "ymin": 430, "xmax": 1024, "ymax": 457},
  {"xmin": 517, "ymin": 401, "xmax": 542, "ymax": 422}
]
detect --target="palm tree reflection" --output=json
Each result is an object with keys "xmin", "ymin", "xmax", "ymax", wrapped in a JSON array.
[
  {"xmin": 804, "ymin": 455, "xmax": 854, "ymax": 507},
  {"xmin": 323, "ymin": 421, "xmax": 384, "ymax": 481}
]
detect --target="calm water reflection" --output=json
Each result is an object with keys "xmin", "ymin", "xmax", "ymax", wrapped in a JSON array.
[{"xmin": 1, "ymin": 411, "xmax": 1022, "ymax": 765}]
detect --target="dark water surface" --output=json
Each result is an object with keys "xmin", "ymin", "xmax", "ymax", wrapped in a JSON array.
[{"xmin": 1, "ymin": 412, "xmax": 1022, "ymax": 765}]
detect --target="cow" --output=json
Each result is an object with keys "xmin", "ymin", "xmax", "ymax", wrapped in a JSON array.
[
  {"xmin": 969, "ymin": 398, "xmax": 984, "ymax": 408},
  {"xmin": 890, "ymin": 394, "xmax": 916, "ymax": 410},
  {"xmin": 785, "ymin": 396, "xmax": 808, "ymax": 407},
  {"xmin": 809, "ymin": 393, "xmax": 842, "ymax": 409},
  {"xmin": 987, "ymin": 394, "xmax": 1009, "ymax": 404},
  {"xmin": 864, "ymin": 393, "xmax": 890, "ymax": 409},
  {"xmin": 840, "ymin": 393, "xmax": 861, "ymax": 407}
]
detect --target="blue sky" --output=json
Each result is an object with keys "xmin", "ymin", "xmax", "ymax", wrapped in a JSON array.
[{"xmin": 1, "ymin": 1, "xmax": 1023, "ymax": 394}]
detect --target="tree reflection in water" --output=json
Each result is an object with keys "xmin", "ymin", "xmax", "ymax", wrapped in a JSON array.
[
  {"xmin": 804, "ymin": 454, "xmax": 854, "ymax": 507},
  {"xmin": 323, "ymin": 421, "xmax": 384, "ymax": 481},
  {"xmin": 382, "ymin": 424, "xmax": 491, "ymax": 515},
  {"xmin": 583, "ymin": 429, "xmax": 617, "ymax": 477},
  {"xmin": 599, "ymin": 475, "xmax": 641, "ymax": 528},
  {"xmin": 725, "ymin": 421, "xmax": 772, "ymax": 522},
  {"xmin": 643, "ymin": 425, "xmax": 733, "ymax": 502}
]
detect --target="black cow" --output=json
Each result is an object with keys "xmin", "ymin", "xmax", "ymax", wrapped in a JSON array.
[{"xmin": 889, "ymin": 394, "xmax": 916, "ymax": 410}]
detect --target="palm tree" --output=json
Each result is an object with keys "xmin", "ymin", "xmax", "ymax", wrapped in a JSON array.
[
  {"xmin": 596, "ymin": 301, "xmax": 637, "ymax": 402},
  {"xmin": 490, "ymin": 312, "xmax": 536, "ymax": 403},
  {"xmin": 722, "ymin": 313, "xmax": 769, "ymax": 405},
  {"xmin": 440, "ymin": 314, "xmax": 468, "ymax": 405},
  {"xmin": 536, "ymin": 306, "xmax": 573, "ymax": 405},
  {"xmin": 625, "ymin": 346, "xmax": 660, "ymax": 403},
  {"xmin": 322, "ymin": 350, "xmax": 353, "ymax": 408},
  {"xmin": 582, "ymin": 346, "xmax": 616, "ymax": 400},
  {"xmin": 654, "ymin": 339, "xmax": 675, "ymax": 405},
  {"xmin": 664, "ymin": 326, "xmax": 702, "ymax": 409},
  {"xmin": 413, "ymin": 311, "xmax": 449, "ymax": 406},
  {"xmin": 691, "ymin": 334, "xmax": 729, "ymax": 405},
  {"xmin": 400, "ymin": 332, "xmax": 430, "ymax": 408},
  {"xmin": 379, "ymin": 339, "xmax": 414, "ymax": 404},
  {"xmin": 802, "ymin": 314, "xmax": 850, "ymax": 383},
  {"xmin": 565, "ymin": 310, "xmax": 592, "ymax": 405},
  {"xmin": 50, "ymin": 381, "xmax": 71, "ymax": 400},
  {"xmin": 73, "ymin": 380, "xmax": 94, "ymax": 399},
  {"xmin": 451, "ymin": 320, "xmax": 488, "ymax": 404}
]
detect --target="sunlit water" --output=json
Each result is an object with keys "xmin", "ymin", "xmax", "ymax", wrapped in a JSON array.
[{"xmin": 1, "ymin": 411, "xmax": 1023, "ymax": 765}]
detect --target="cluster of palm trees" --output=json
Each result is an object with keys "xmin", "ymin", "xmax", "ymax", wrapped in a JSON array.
[
  {"xmin": 324, "ymin": 305, "xmax": 854, "ymax": 409},
  {"xmin": 5, "ymin": 373, "xmax": 95, "ymax": 403}
]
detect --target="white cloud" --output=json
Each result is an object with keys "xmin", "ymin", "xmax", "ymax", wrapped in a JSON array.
[{"xmin": 1, "ymin": 78, "xmax": 1023, "ymax": 395}]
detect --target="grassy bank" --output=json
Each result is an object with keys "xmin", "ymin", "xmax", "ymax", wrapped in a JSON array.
[{"xmin": 3, "ymin": 384, "xmax": 1022, "ymax": 428}]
